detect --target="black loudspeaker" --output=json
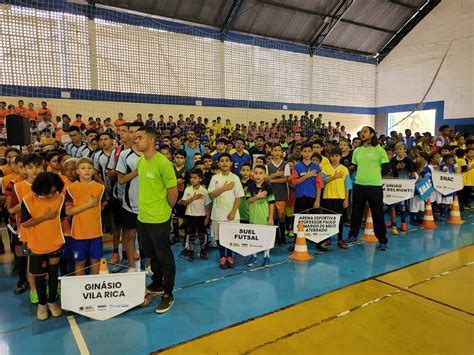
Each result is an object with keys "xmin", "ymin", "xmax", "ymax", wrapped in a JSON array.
[{"xmin": 6, "ymin": 115, "xmax": 31, "ymax": 146}]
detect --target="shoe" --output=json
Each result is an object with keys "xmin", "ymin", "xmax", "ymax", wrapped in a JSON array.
[
  {"xmin": 187, "ymin": 251, "xmax": 194, "ymax": 262},
  {"xmin": 226, "ymin": 257, "xmax": 235, "ymax": 269},
  {"xmin": 110, "ymin": 252, "xmax": 120, "ymax": 264},
  {"xmin": 47, "ymin": 302, "xmax": 63, "ymax": 317},
  {"xmin": 401, "ymin": 223, "xmax": 408, "ymax": 232},
  {"xmin": 37, "ymin": 304, "xmax": 49, "ymax": 321},
  {"xmin": 178, "ymin": 248, "xmax": 189, "ymax": 258},
  {"xmin": 345, "ymin": 236, "xmax": 358, "ymax": 244},
  {"xmin": 247, "ymin": 256, "xmax": 257, "ymax": 267},
  {"xmin": 199, "ymin": 249, "xmax": 208, "ymax": 260},
  {"xmin": 210, "ymin": 241, "xmax": 218, "ymax": 249},
  {"xmin": 287, "ymin": 245, "xmax": 295, "ymax": 252},
  {"xmin": 155, "ymin": 293, "xmax": 174, "ymax": 314},
  {"xmin": 30, "ymin": 290, "xmax": 38, "ymax": 304},
  {"xmin": 338, "ymin": 240, "xmax": 348, "ymax": 249},
  {"xmin": 126, "ymin": 267, "xmax": 137, "ymax": 273},
  {"xmin": 262, "ymin": 257, "xmax": 271, "ymax": 267},
  {"xmin": 344, "ymin": 221, "xmax": 351, "ymax": 227},
  {"xmin": 391, "ymin": 226, "xmax": 399, "ymax": 235},
  {"xmin": 316, "ymin": 244, "xmax": 329, "ymax": 252},
  {"xmin": 321, "ymin": 239, "xmax": 331, "ymax": 247},
  {"xmin": 386, "ymin": 221, "xmax": 392, "ymax": 228},
  {"xmin": 288, "ymin": 231, "xmax": 295, "ymax": 238},
  {"xmin": 219, "ymin": 257, "xmax": 228, "ymax": 269},
  {"xmin": 170, "ymin": 237, "xmax": 179, "ymax": 245},
  {"xmin": 409, "ymin": 220, "xmax": 419, "ymax": 226},
  {"xmin": 111, "ymin": 259, "xmax": 128, "ymax": 273},
  {"xmin": 376, "ymin": 243, "xmax": 388, "ymax": 251},
  {"xmin": 14, "ymin": 282, "xmax": 29, "ymax": 295},
  {"xmin": 146, "ymin": 283, "xmax": 164, "ymax": 296}
]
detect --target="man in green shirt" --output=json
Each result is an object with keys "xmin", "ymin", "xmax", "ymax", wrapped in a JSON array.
[
  {"xmin": 135, "ymin": 126, "xmax": 178, "ymax": 313},
  {"xmin": 346, "ymin": 126, "xmax": 390, "ymax": 251}
]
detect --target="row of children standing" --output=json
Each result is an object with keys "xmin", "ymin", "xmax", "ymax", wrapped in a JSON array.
[{"xmin": 0, "ymin": 147, "xmax": 106, "ymax": 321}]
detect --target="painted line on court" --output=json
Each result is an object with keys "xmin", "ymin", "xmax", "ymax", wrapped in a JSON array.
[
  {"xmin": 241, "ymin": 289, "xmax": 402, "ymax": 354},
  {"xmin": 67, "ymin": 315, "xmax": 90, "ymax": 355},
  {"xmin": 242, "ymin": 259, "xmax": 474, "ymax": 354},
  {"xmin": 155, "ymin": 245, "xmax": 474, "ymax": 353}
]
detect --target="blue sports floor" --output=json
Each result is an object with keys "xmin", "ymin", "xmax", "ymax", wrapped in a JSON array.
[{"xmin": 0, "ymin": 212, "xmax": 473, "ymax": 354}]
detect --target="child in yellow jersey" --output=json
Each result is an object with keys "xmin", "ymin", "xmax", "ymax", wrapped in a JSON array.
[
  {"xmin": 21, "ymin": 172, "xmax": 65, "ymax": 320},
  {"xmin": 461, "ymin": 147, "xmax": 474, "ymax": 209},
  {"xmin": 321, "ymin": 147, "xmax": 352, "ymax": 249},
  {"xmin": 65, "ymin": 158, "xmax": 106, "ymax": 275},
  {"xmin": 312, "ymin": 139, "xmax": 331, "ymax": 170}
]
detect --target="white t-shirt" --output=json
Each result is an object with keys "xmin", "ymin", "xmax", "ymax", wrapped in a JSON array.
[
  {"xmin": 115, "ymin": 148, "xmax": 140, "ymax": 213},
  {"xmin": 208, "ymin": 172, "xmax": 244, "ymax": 221},
  {"xmin": 183, "ymin": 185, "xmax": 211, "ymax": 217}
]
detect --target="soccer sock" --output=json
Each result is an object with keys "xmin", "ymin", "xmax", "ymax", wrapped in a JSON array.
[
  {"xmin": 59, "ymin": 258, "xmax": 67, "ymax": 276},
  {"xmin": 279, "ymin": 221, "xmax": 286, "ymax": 242},
  {"xmin": 47, "ymin": 264, "xmax": 59, "ymax": 303},
  {"xmin": 218, "ymin": 243, "xmax": 226, "ymax": 258},
  {"xmin": 264, "ymin": 250, "xmax": 270, "ymax": 258},
  {"xmin": 173, "ymin": 220, "xmax": 180, "ymax": 239},
  {"xmin": 122, "ymin": 250, "xmax": 127, "ymax": 260},
  {"xmin": 113, "ymin": 248, "xmax": 119, "ymax": 254},
  {"xmin": 410, "ymin": 212, "xmax": 416, "ymax": 222},
  {"xmin": 188, "ymin": 234, "xmax": 195, "ymax": 251},
  {"xmin": 226, "ymin": 248, "xmax": 233, "ymax": 258},
  {"xmin": 15, "ymin": 255, "xmax": 27, "ymax": 285},
  {"xmin": 198, "ymin": 233, "xmax": 206, "ymax": 250},
  {"xmin": 35, "ymin": 275, "xmax": 47, "ymax": 305},
  {"xmin": 400, "ymin": 211, "xmax": 406, "ymax": 224}
]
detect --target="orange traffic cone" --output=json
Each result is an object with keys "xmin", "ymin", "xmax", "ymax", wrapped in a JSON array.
[
  {"xmin": 99, "ymin": 258, "xmax": 109, "ymax": 274},
  {"xmin": 360, "ymin": 209, "xmax": 378, "ymax": 243},
  {"xmin": 289, "ymin": 221, "xmax": 314, "ymax": 262},
  {"xmin": 447, "ymin": 195, "xmax": 464, "ymax": 225},
  {"xmin": 420, "ymin": 198, "xmax": 437, "ymax": 229}
]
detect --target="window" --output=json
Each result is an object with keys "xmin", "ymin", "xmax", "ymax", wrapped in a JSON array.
[{"xmin": 387, "ymin": 109, "xmax": 436, "ymax": 135}]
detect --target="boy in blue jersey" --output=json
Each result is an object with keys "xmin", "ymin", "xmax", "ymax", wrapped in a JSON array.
[{"xmin": 289, "ymin": 143, "xmax": 325, "ymax": 252}]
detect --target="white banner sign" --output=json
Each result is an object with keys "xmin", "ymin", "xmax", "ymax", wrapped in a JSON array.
[
  {"xmin": 59, "ymin": 272, "xmax": 146, "ymax": 321},
  {"xmin": 218, "ymin": 222, "xmax": 277, "ymax": 257},
  {"xmin": 431, "ymin": 171, "xmax": 463, "ymax": 195},
  {"xmin": 382, "ymin": 179, "xmax": 416, "ymax": 205},
  {"xmin": 293, "ymin": 214, "xmax": 341, "ymax": 243}
]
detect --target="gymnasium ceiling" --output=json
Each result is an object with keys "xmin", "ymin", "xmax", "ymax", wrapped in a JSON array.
[{"xmin": 95, "ymin": 0, "xmax": 440, "ymax": 61}]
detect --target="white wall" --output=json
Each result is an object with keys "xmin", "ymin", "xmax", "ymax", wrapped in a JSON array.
[
  {"xmin": 0, "ymin": 4, "xmax": 375, "ymax": 110},
  {"xmin": 376, "ymin": 0, "xmax": 474, "ymax": 120}
]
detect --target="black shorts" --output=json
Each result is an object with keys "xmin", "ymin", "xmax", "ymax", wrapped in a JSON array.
[
  {"xmin": 186, "ymin": 215, "xmax": 206, "ymax": 234},
  {"xmin": 173, "ymin": 204, "xmax": 186, "ymax": 218},
  {"xmin": 110, "ymin": 198, "xmax": 123, "ymax": 226},
  {"xmin": 121, "ymin": 208, "xmax": 138, "ymax": 230},
  {"xmin": 30, "ymin": 247, "xmax": 63, "ymax": 276},
  {"xmin": 8, "ymin": 227, "xmax": 22, "ymax": 246}
]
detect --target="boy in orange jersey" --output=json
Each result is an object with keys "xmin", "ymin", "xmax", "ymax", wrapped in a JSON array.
[
  {"xmin": 10, "ymin": 154, "xmax": 43, "ymax": 303},
  {"xmin": 21, "ymin": 172, "xmax": 65, "ymax": 320},
  {"xmin": 65, "ymin": 157, "xmax": 106, "ymax": 275}
]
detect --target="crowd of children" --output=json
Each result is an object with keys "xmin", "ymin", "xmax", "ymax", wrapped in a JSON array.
[{"xmin": 1, "ymin": 102, "xmax": 473, "ymax": 320}]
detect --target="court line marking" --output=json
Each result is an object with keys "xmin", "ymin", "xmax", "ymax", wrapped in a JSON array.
[
  {"xmin": 243, "ymin": 260, "xmax": 474, "ymax": 354},
  {"xmin": 241, "ymin": 260, "xmax": 474, "ymax": 354},
  {"xmin": 155, "ymin": 244, "xmax": 474, "ymax": 353},
  {"xmin": 67, "ymin": 315, "xmax": 90, "ymax": 355}
]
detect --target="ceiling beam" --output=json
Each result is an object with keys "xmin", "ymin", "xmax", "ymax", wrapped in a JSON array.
[
  {"xmin": 221, "ymin": 0, "xmax": 246, "ymax": 39},
  {"xmin": 256, "ymin": 0, "xmax": 396, "ymax": 34},
  {"xmin": 309, "ymin": 0, "xmax": 354, "ymax": 54},
  {"xmin": 388, "ymin": 0, "xmax": 421, "ymax": 11},
  {"xmin": 378, "ymin": 0, "xmax": 440, "ymax": 62},
  {"xmin": 321, "ymin": 44, "xmax": 376, "ymax": 57}
]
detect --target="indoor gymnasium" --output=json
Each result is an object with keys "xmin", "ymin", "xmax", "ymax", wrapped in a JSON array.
[{"xmin": 0, "ymin": 0, "xmax": 473, "ymax": 354}]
